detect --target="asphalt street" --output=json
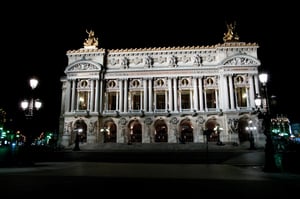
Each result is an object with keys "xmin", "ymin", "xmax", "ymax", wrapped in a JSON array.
[
  {"xmin": 1, "ymin": 161, "xmax": 300, "ymax": 198},
  {"xmin": 1, "ymin": 142, "xmax": 300, "ymax": 198}
]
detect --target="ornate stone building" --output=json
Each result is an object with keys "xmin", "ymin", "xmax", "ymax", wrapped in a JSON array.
[{"xmin": 58, "ymin": 24, "xmax": 264, "ymax": 148}]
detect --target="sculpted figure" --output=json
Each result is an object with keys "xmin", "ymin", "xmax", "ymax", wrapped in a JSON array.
[
  {"xmin": 223, "ymin": 22, "xmax": 239, "ymax": 42},
  {"xmin": 84, "ymin": 29, "xmax": 99, "ymax": 47}
]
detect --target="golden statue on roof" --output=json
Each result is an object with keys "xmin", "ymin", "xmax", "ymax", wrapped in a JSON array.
[
  {"xmin": 83, "ymin": 29, "xmax": 99, "ymax": 48},
  {"xmin": 223, "ymin": 22, "xmax": 239, "ymax": 42}
]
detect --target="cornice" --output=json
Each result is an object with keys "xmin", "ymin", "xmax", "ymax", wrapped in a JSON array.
[
  {"xmin": 107, "ymin": 45, "xmax": 215, "ymax": 53},
  {"xmin": 66, "ymin": 42, "xmax": 258, "ymax": 56},
  {"xmin": 216, "ymin": 42, "xmax": 259, "ymax": 48},
  {"xmin": 67, "ymin": 48, "xmax": 106, "ymax": 55},
  {"xmin": 107, "ymin": 42, "xmax": 258, "ymax": 54}
]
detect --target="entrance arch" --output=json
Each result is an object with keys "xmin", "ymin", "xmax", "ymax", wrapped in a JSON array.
[
  {"xmin": 73, "ymin": 119, "xmax": 87, "ymax": 143},
  {"xmin": 154, "ymin": 119, "xmax": 168, "ymax": 142},
  {"xmin": 179, "ymin": 119, "xmax": 194, "ymax": 143},
  {"xmin": 103, "ymin": 120, "xmax": 117, "ymax": 143},
  {"xmin": 237, "ymin": 115, "xmax": 251, "ymax": 143},
  {"xmin": 128, "ymin": 120, "xmax": 142, "ymax": 143},
  {"xmin": 205, "ymin": 117, "xmax": 218, "ymax": 142}
]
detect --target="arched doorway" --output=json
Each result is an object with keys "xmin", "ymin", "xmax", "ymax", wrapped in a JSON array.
[
  {"xmin": 237, "ymin": 115, "xmax": 251, "ymax": 143},
  {"xmin": 128, "ymin": 120, "xmax": 142, "ymax": 143},
  {"xmin": 180, "ymin": 119, "xmax": 194, "ymax": 143},
  {"xmin": 154, "ymin": 119, "xmax": 168, "ymax": 142},
  {"xmin": 73, "ymin": 119, "xmax": 87, "ymax": 143},
  {"xmin": 103, "ymin": 120, "xmax": 117, "ymax": 143},
  {"xmin": 205, "ymin": 117, "xmax": 218, "ymax": 142}
]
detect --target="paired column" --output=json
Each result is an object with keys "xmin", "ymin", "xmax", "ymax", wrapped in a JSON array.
[
  {"xmin": 90, "ymin": 80, "xmax": 95, "ymax": 111},
  {"xmin": 173, "ymin": 78, "xmax": 178, "ymax": 112},
  {"xmin": 124, "ymin": 79, "xmax": 128, "ymax": 112},
  {"xmin": 168, "ymin": 78, "xmax": 173, "ymax": 111},
  {"xmin": 193, "ymin": 77, "xmax": 198, "ymax": 111},
  {"xmin": 71, "ymin": 80, "xmax": 76, "ymax": 112},
  {"xmin": 248, "ymin": 75, "xmax": 255, "ymax": 108},
  {"xmin": 198, "ymin": 77, "xmax": 203, "ymax": 111},
  {"xmin": 119, "ymin": 80, "xmax": 123, "ymax": 112},
  {"xmin": 228, "ymin": 75, "xmax": 235, "ymax": 109},
  {"xmin": 148, "ymin": 79, "xmax": 153, "ymax": 112},
  {"xmin": 143, "ymin": 79, "xmax": 148, "ymax": 111}
]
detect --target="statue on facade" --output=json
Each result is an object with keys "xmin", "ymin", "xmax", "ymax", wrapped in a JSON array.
[
  {"xmin": 121, "ymin": 57, "xmax": 129, "ymax": 68},
  {"xmin": 223, "ymin": 22, "xmax": 239, "ymax": 42},
  {"xmin": 169, "ymin": 55, "xmax": 177, "ymax": 67},
  {"xmin": 84, "ymin": 29, "xmax": 99, "ymax": 47},
  {"xmin": 64, "ymin": 122, "xmax": 72, "ymax": 135},
  {"xmin": 144, "ymin": 55, "xmax": 153, "ymax": 68},
  {"xmin": 193, "ymin": 54, "xmax": 203, "ymax": 66}
]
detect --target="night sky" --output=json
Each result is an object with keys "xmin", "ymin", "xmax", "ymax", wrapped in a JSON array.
[{"xmin": 1, "ymin": 2, "xmax": 299, "ymax": 135}]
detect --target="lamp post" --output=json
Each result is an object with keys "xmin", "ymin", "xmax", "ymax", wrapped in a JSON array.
[
  {"xmin": 73, "ymin": 128, "xmax": 82, "ymax": 151},
  {"xmin": 20, "ymin": 78, "xmax": 42, "ymax": 118},
  {"xmin": 100, "ymin": 127, "xmax": 110, "ymax": 143},
  {"xmin": 20, "ymin": 77, "xmax": 42, "ymax": 144},
  {"xmin": 214, "ymin": 125, "xmax": 224, "ymax": 146},
  {"xmin": 204, "ymin": 129, "xmax": 213, "ymax": 163},
  {"xmin": 246, "ymin": 120, "xmax": 256, "ymax": 150},
  {"xmin": 258, "ymin": 73, "xmax": 279, "ymax": 172}
]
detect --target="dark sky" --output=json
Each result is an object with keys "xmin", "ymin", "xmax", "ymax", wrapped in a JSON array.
[{"xmin": 1, "ymin": 2, "xmax": 299, "ymax": 135}]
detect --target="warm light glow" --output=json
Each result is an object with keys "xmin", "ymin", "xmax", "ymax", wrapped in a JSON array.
[
  {"xmin": 259, "ymin": 73, "xmax": 268, "ymax": 85},
  {"xmin": 21, "ymin": 78, "xmax": 42, "ymax": 117},
  {"xmin": 30, "ymin": 78, "xmax": 39, "ymax": 89},
  {"xmin": 21, "ymin": 100, "xmax": 29, "ymax": 110},
  {"xmin": 246, "ymin": 120, "xmax": 256, "ymax": 131},
  {"xmin": 246, "ymin": 126, "xmax": 257, "ymax": 131},
  {"xmin": 254, "ymin": 95, "xmax": 262, "ymax": 107},
  {"xmin": 34, "ymin": 99, "xmax": 42, "ymax": 110}
]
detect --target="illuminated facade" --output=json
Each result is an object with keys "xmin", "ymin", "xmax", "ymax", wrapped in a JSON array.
[{"xmin": 58, "ymin": 25, "xmax": 265, "ymax": 148}]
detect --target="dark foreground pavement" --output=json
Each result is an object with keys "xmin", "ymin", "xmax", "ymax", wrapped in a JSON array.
[
  {"xmin": 1, "ymin": 142, "xmax": 300, "ymax": 198},
  {"xmin": 1, "ymin": 161, "xmax": 300, "ymax": 198},
  {"xmin": 2, "ymin": 142, "xmax": 266, "ymax": 165},
  {"xmin": 1, "ymin": 142, "xmax": 299, "ymax": 171}
]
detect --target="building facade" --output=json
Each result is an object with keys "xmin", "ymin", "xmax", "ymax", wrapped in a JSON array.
[{"xmin": 58, "ymin": 25, "xmax": 264, "ymax": 148}]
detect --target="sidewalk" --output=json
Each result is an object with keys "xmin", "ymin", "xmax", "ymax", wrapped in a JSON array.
[
  {"xmin": 3, "ymin": 141, "xmax": 299, "ymax": 173},
  {"xmin": 64, "ymin": 141, "xmax": 263, "ymax": 152},
  {"xmin": 60, "ymin": 141, "xmax": 266, "ymax": 166},
  {"xmin": 1, "ymin": 141, "xmax": 267, "ymax": 168}
]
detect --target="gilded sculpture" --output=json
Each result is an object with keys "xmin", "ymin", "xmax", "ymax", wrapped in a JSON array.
[
  {"xmin": 223, "ymin": 22, "xmax": 239, "ymax": 42},
  {"xmin": 84, "ymin": 29, "xmax": 99, "ymax": 47}
]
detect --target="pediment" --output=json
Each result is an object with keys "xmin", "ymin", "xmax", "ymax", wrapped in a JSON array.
[
  {"xmin": 65, "ymin": 60, "xmax": 102, "ymax": 73},
  {"xmin": 222, "ymin": 55, "xmax": 260, "ymax": 66}
]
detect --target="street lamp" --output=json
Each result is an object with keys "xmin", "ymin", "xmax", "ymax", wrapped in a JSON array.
[
  {"xmin": 245, "ymin": 120, "xmax": 256, "ymax": 150},
  {"xmin": 20, "ymin": 77, "xmax": 42, "ymax": 145},
  {"xmin": 254, "ymin": 94, "xmax": 262, "ymax": 111},
  {"xmin": 73, "ymin": 128, "xmax": 82, "ymax": 151},
  {"xmin": 258, "ymin": 73, "xmax": 279, "ymax": 172},
  {"xmin": 20, "ymin": 78, "xmax": 42, "ymax": 118},
  {"xmin": 258, "ymin": 73, "xmax": 269, "ymax": 114}
]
